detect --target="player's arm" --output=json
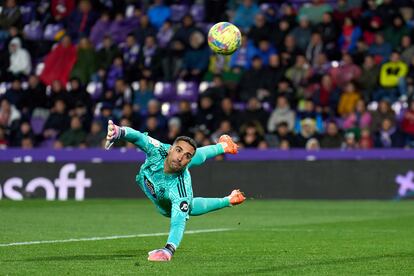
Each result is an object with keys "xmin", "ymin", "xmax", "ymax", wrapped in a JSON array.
[
  {"xmin": 188, "ymin": 135, "xmax": 238, "ymax": 168},
  {"xmin": 105, "ymin": 120, "xmax": 156, "ymax": 153},
  {"xmin": 147, "ymin": 197, "xmax": 190, "ymax": 261}
]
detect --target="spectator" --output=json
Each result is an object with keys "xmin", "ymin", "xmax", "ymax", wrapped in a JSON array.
[
  {"xmin": 313, "ymin": 74, "xmax": 340, "ymax": 113},
  {"xmin": 321, "ymin": 121, "xmax": 343, "ymax": 148},
  {"xmin": 7, "ymin": 38, "xmax": 31, "ymax": 78},
  {"xmin": 70, "ymin": 37, "xmax": 97, "ymax": 85},
  {"xmin": 165, "ymin": 117, "xmax": 182, "ymax": 144},
  {"xmin": 42, "ymin": 99, "xmax": 70, "ymax": 140},
  {"xmin": 241, "ymin": 97, "xmax": 269, "ymax": 131},
  {"xmin": 343, "ymin": 99, "xmax": 372, "ymax": 130},
  {"xmin": 289, "ymin": 16, "xmax": 312, "ymax": 52},
  {"xmin": 147, "ymin": 0, "xmax": 171, "ymax": 30},
  {"xmin": 279, "ymin": 34, "xmax": 300, "ymax": 68},
  {"xmin": 145, "ymin": 99, "xmax": 166, "ymax": 130},
  {"xmin": 267, "ymin": 96, "xmax": 295, "ymax": 132},
  {"xmin": 23, "ymin": 75, "xmax": 48, "ymax": 112},
  {"xmin": 341, "ymin": 131, "xmax": 359, "ymax": 149},
  {"xmin": 134, "ymin": 13, "xmax": 157, "ymax": 45},
  {"xmin": 106, "ymin": 56, "xmax": 124, "ymax": 89},
  {"xmin": 232, "ymin": 0, "xmax": 260, "ymax": 32},
  {"xmin": 176, "ymin": 100, "xmax": 195, "ymax": 136},
  {"xmin": 374, "ymin": 118, "xmax": 405, "ymax": 148},
  {"xmin": 161, "ymin": 39, "xmax": 185, "ymax": 81},
  {"xmin": 157, "ymin": 20, "xmax": 174, "ymax": 49},
  {"xmin": 51, "ymin": 0, "xmax": 76, "ymax": 22},
  {"xmin": 248, "ymin": 13, "xmax": 272, "ymax": 46},
  {"xmin": 255, "ymin": 39, "xmax": 277, "ymax": 67},
  {"xmin": 195, "ymin": 95, "xmax": 216, "ymax": 134},
  {"xmin": 362, "ymin": 16, "xmax": 383, "ymax": 47},
  {"xmin": 120, "ymin": 103, "xmax": 140, "ymax": 130},
  {"xmin": 138, "ymin": 35, "xmax": 162, "ymax": 80},
  {"xmin": 85, "ymin": 120, "xmax": 105, "ymax": 147},
  {"xmin": 68, "ymin": 77, "xmax": 92, "ymax": 112},
  {"xmin": 89, "ymin": 11, "xmax": 111, "ymax": 48},
  {"xmin": 262, "ymin": 54, "xmax": 285, "ymax": 101},
  {"xmin": 229, "ymin": 34, "xmax": 258, "ymax": 71},
  {"xmin": 179, "ymin": 31, "xmax": 210, "ymax": 82},
  {"xmin": 119, "ymin": 33, "xmax": 140, "ymax": 82},
  {"xmin": 306, "ymin": 32, "xmax": 324, "ymax": 67},
  {"xmin": 48, "ymin": 79, "xmax": 71, "ymax": 109},
  {"xmin": 329, "ymin": 53, "xmax": 361, "ymax": 89},
  {"xmin": 203, "ymin": 74, "xmax": 229, "ymax": 104},
  {"xmin": 266, "ymin": 121, "xmax": 296, "ymax": 148},
  {"xmin": 316, "ymin": 12, "xmax": 339, "ymax": 59},
  {"xmin": 113, "ymin": 79, "xmax": 132, "ymax": 113},
  {"xmin": 144, "ymin": 115, "xmax": 166, "ymax": 141},
  {"xmin": 306, "ymin": 138, "xmax": 320, "ymax": 150},
  {"xmin": 371, "ymin": 99, "xmax": 396, "ymax": 132},
  {"xmin": 238, "ymin": 56, "xmax": 267, "ymax": 102},
  {"xmin": 58, "ymin": 116, "xmax": 87, "ymax": 147},
  {"xmin": 338, "ymin": 82, "xmax": 361, "ymax": 117},
  {"xmin": 377, "ymin": 51, "xmax": 408, "ymax": 102},
  {"xmin": 0, "ymin": 0, "xmax": 21, "ymax": 31},
  {"xmin": 40, "ymin": 35, "xmax": 77, "ymax": 86},
  {"xmin": 383, "ymin": 15, "xmax": 410, "ymax": 50},
  {"xmin": 339, "ymin": 17, "xmax": 362, "ymax": 53},
  {"xmin": 296, "ymin": 118, "xmax": 320, "ymax": 148},
  {"xmin": 400, "ymin": 35, "xmax": 414, "ymax": 65},
  {"xmin": 3, "ymin": 78, "xmax": 24, "ymax": 110},
  {"xmin": 0, "ymin": 98, "xmax": 21, "ymax": 129},
  {"xmin": 272, "ymin": 19, "xmax": 292, "ymax": 51},
  {"xmin": 215, "ymin": 97, "xmax": 241, "ymax": 132},
  {"xmin": 96, "ymin": 35, "xmax": 120, "ymax": 70},
  {"xmin": 133, "ymin": 78, "xmax": 154, "ymax": 114},
  {"xmin": 239, "ymin": 121, "xmax": 267, "ymax": 149},
  {"xmin": 358, "ymin": 55, "xmax": 380, "ymax": 101},
  {"xmin": 298, "ymin": 0, "xmax": 333, "ymax": 25},
  {"xmin": 368, "ymin": 33, "xmax": 392, "ymax": 64},
  {"xmin": 11, "ymin": 120, "xmax": 35, "ymax": 147},
  {"xmin": 285, "ymin": 54, "xmax": 312, "ymax": 94},
  {"xmin": 67, "ymin": 0, "xmax": 97, "ymax": 42},
  {"xmin": 400, "ymin": 100, "xmax": 414, "ymax": 145},
  {"xmin": 171, "ymin": 14, "xmax": 202, "ymax": 49},
  {"xmin": 359, "ymin": 128, "xmax": 374, "ymax": 149}
]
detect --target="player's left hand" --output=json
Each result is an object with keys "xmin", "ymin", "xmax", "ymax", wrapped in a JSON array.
[{"xmin": 147, "ymin": 249, "xmax": 172, "ymax": 261}]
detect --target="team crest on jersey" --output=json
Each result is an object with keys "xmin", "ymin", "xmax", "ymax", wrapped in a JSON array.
[
  {"xmin": 180, "ymin": 201, "xmax": 189, "ymax": 212},
  {"xmin": 148, "ymin": 137, "xmax": 160, "ymax": 147}
]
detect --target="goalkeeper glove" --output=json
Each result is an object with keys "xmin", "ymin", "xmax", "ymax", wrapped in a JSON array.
[
  {"xmin": 218, "ymin": 134, "xmax": 238, "ymax": 154},
  {"xmin": 147, "ymin": 244, "xmax": 175, "ymax": 262},
  {"xmin": 105, "ymin": 120, "xmax": 124, "ymax": 150}
]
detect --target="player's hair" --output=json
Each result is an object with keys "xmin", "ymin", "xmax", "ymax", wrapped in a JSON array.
[{"xmin": 173, "ymin": 136, "xmax": 197, "ymax": 152}]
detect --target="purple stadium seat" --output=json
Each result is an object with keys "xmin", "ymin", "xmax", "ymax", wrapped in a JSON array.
[
  {"xmin": 23, "ymin": 22, "xmax": 43, "ymax": 41},
  {"xmin": 190, "ymin": 4, "xmax": 205, "ymax": 22},
  {"xmin": 176, "ymin": 81, "xmax": 199, "ymax": 102},
  {"xmin": 43, "ymin": 24, "xmax": 63, "ymax": 41},
  {"xmin": 154, "ymin": 82, "xmax": 177, "ymax": 102},
  {"xmin": 233, "ymin": 102, "xmax": 246, "ymax": 111},
  {"xmin": 170, "ymin": 4, "xmax": 190, "ymax": 22},
  {"xmin": 39, "ymin": 138, "xmax": 56, "ymax": 148}
]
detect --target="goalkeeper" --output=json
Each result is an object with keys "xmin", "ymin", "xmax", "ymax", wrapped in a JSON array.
[{"xmin": 106, "ymin": 120, "xmax": 245, "ymax": 262}]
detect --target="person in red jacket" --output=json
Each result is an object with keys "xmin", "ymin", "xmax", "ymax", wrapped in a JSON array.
[
  {"xmin": 40, "ymin": 35, "xmax": 77, "ymax": 86},
  {"xmin": 401, "ymin": 100, "xmax": 414, "ymax": 145}
]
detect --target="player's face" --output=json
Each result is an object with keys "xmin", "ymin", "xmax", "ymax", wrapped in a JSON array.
[{"xmin": 166, "ymin": 141, "xmax": 195, "ymax": 172}]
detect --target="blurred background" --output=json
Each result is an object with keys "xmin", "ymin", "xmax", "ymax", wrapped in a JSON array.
[{"xmin": 0, "ymin": 0, "xmax": 414, "ymax": 200}]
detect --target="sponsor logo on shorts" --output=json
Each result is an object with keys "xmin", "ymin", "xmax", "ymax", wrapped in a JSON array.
[{"xmin": 180, "ymin": 201, "xmax": 189, "ymax": 212}]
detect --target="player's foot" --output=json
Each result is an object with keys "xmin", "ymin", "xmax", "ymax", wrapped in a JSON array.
[
  {"xmin": 218, "ymin": 135, "xmax": 238, "ymax": 154},
  {"xmin": 147, "ymin": 249, "xmax": 172, "ymax": 262},
  {"xmin": 227, "ymin": 189, "xmax": 246, "ymax": 205}
]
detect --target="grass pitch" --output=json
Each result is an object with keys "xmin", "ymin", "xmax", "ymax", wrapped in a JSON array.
[{"xmin": 1, "ymin": 199, "xmax": 414, "ymax": 275}]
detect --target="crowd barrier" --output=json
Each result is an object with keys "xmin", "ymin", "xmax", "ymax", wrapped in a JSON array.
[{"xmin": 0, "ymin": 149, "xmax": 413, "ymax": 200}]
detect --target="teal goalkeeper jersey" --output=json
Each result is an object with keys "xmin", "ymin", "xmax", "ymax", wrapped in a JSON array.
[{"xmin": 122, "ymin": 127, "xmax": 225, "ymax": 248}]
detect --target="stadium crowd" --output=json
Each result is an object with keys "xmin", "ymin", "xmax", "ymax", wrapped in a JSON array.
[{"xmin": 1, "ymin": 0, "xmax": 414, "ymax": 150}]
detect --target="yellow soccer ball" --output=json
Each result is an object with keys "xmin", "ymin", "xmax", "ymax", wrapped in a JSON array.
[{"xmin": 208, "ymin": 22, "xmax": 242, "ymax": 55}]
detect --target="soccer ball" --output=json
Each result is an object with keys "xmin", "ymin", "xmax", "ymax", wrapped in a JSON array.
[{"xmin": 208, "ymin": 22, "xmax": 242, "ymax": 55}]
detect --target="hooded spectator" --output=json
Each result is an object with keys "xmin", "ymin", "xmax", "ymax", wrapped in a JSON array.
[{"xmin": 8, "ymin": 37, "xmax": 31, "ymax": 77}]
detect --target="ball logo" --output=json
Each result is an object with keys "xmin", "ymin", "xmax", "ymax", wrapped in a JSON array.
[{"xmin": 179, "ymin": 201, "xmax": 189, "ymax": 212}]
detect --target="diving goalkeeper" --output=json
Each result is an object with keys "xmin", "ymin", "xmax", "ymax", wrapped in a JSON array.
[{"xmin": 105, "ymin": 120, "xmax": 245, "ymax": 262}]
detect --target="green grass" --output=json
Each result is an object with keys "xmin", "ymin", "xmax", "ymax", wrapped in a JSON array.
[{"xmin": 1, "ymin": 200, "xmax": 414, "ymax": 275}]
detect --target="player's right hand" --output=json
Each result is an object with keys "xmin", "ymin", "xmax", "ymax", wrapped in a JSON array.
[
  {"xmin": 105, "ymin": 120, "xmax": 120, "ymax": 150},
  {"xmin": 218, "ymin": 135, "xmax": 238, "ymax": 154}
]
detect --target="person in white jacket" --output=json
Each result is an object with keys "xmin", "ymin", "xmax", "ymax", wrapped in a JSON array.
[
  {"xmin": 267, "ymin": 95, "xmax": 296, "ymax": 133},
  {"xmin": 8, "ymin": 37, "xmax": 31, "ymax": 76}
]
